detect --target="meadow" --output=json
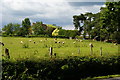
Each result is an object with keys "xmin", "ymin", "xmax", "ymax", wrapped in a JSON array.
[{"xmin": 1, "ymin": 37, "xmax": 119, "ymax": 61}]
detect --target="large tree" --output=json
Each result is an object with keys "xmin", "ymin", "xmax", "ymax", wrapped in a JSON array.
[
  {"xmin": 22, "ymin": 18, "xmax": 31, "ymax": 36},
  {"xmin": 2, "ymin": 23, "xmax": 20, "ymax": 36},
  {"xmin": 73, "ymin": 14, "xmax": 86, "ymax": 34}
]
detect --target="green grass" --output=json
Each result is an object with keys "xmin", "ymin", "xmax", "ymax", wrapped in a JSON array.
[
  {"xmin": 47, "ymin": 24, "xmax": 57, "ymax": 28},
  {"xmin": 1, "ymin": 37, "xmax": 119, "ymax": 61},
  {"xmin": 82, "ymin": 74, "xmax": 120, "ymax": 80}
]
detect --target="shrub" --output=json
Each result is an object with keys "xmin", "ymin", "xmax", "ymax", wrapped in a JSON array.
[
  {"xmin": 2, "ymin": 56, "xmax": 120, "ymax": 80},
  {"xmin": 22, "ymin": 43, "xmax": 29, "ymax": 48}
]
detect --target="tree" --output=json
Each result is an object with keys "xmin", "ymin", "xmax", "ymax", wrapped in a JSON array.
[
  {"xmin": 2, "ymin": 23, "xmax": 13, "ymax": 35},
  {"xmin": 100, "ymin": 1, "xmax": 120, "ymax": 42},
  {"xmin": 13, "ymin": 23, "xmax": 20, "ymax": 35},
  {"xmin": 2, "ymin": 23, "xmax": 20, "ymax": 36},
  {"xmin": 83, "ymin": 12, "xmax": 94, "ymax": 39},
  {"xmin": 22, "ymin": 18, "xmax": 31, "ymax": 36},
  {"xmin": 32, "ymin": 21, "xmax": 45, "ymax": 35},
  {"xmin": 73, "ymin": 14, "xmax": 86, "ymax": 34}
]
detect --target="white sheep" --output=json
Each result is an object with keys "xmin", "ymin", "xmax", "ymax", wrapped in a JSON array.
[
  {"xmin": 89, "ymin": 43, "xmax": 93, "ymax": 47},
  {"xmin": 80, "ymin": 40, "xmax": 83, "ymax": 42},
  {"xmin": 57, "ymin": 41, "xmax": 61, "ymax": 43},
  {"xmin": 114, "ymin": 43, "xmax": 117, "ymax": 45},
  {"xmin": 40, "ymin": 40, "xmax": 42, "ymax": 42},
  {"xmin": 73, "ymin": 42, "xmax": 76, "ymax": 44},
  {"xmin": 29, "ymin": 40, "xmax": 32, "ymax": 42},
  {"xmin": 62, "ymin": 42, "xmax": 65, "ymax": 44},
  {"xmin": 20, "ymin": 41, "xmax": 23, "ymax": 44}
]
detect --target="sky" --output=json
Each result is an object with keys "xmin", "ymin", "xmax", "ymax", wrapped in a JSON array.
[{"xmin": 0, "ymin": 0, "xmax": 106, "ymax": 30}]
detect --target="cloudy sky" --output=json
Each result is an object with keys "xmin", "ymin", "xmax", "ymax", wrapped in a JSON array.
[{"xmin": 1, "ymin": 0, "xmax": 105, "ymax": 30}]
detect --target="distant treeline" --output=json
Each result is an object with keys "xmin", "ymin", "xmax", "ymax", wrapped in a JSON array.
[
  {"xmin": 1, "ymin": 1, "xmax": 120, "ymax": 43},
  {"xmin": 1, "ymin": 18, "xmax": 79, "ymax": 38}
]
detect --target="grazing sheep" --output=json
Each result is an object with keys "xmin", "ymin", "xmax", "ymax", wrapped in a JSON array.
[
  {"xmin": 0, "ymin": 42, "xmax": 4, "ymax": 46},
  {"xmin": 72, "ymin": 53, "xmax": 74, "ymax": 55},
  {"xmin": 34, "ymin": 41, "xmax": 36, "ymax": 44},
  {"xmin": 93, "ymin": 39, "xmax": 95, "ymax": 41},
  {"xmin": 89, "ymin": 43, "xmax": 93, "ymax": 47},
  {"xmin": 57, "ymin": 41, "xmax": 61, "ymax": 43},
  {"xmin": 55, "ymin": 41, "xmax": 57, "ymax": 43},
  {"xmin": 73, "ymin": 42, "xmax": 76, "ymax": 44},
  {"xmin": 20, "ymin": 41, "xmax": 23, "ymax": 44},
  {"xmin": 80, "ymin": 40, "xmax": 83, "ymax": 42},
  {"xmin": 29, "ymin": 40, "xmax": 32, "ymax": 42},
  {"xmin": 62, "ymin": 42, "xmax": 65, "ymax": 44},
  {"xmin": 54, "ymin": 38, "xmax": 57, "ymax": 41},
  {"xmin": 45, "ymin": 38, "xmax": 47, "ymax": 41},
  {"xmin": 114, "ymin": 43, "xmax": 117, "ymax": 45},
  {"xmin": 40, "ymin": 40, "xmax": 42, "ymax": 42}
]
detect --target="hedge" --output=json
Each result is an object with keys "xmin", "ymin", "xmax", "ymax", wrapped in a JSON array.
[{"xmin": 2, "ymin": 56, "xmax": 120, "ymax": 80}]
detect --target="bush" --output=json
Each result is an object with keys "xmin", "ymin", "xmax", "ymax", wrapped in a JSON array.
[
  {"xmin": 22, "ymin": 43, "xmax": 29, "ymax": 48},
  {"xmin": 2, "ymin": 56, "xmax": 120, "ymax": 80},
  {"xmin": 58, "ymin": 29, "xmax": 79, "ymax": 38}
]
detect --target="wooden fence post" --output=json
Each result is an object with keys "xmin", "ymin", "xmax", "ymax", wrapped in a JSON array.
[
  {"xmin": 49, "ymin": 47, "xmax": 53, "ymax": 58},
  {"xmin": 100, "ymin": 47, "xmax": 102, "ymax": 56},
  {"xmin": 5, "ymin": 48, "xmax": 10, "ymax": 59},
  {"xmin": 89, "ymin": 43, "xmax": 93, "ymax": 55}
]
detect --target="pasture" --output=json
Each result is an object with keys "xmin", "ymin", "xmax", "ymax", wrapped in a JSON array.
[{"xmin": 1, "ymin": 37, "xmax": 119, "ymax": 61}]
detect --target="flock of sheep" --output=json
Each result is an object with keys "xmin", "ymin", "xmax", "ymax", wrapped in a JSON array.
[{"xmin": 1, "ymin": 38, "xmax": 118, "ymax": 59}]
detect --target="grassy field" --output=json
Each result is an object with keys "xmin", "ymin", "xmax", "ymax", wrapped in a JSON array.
[{"xmin": 1, "ymin": 37, "xmax": 119, "ymax": 61}]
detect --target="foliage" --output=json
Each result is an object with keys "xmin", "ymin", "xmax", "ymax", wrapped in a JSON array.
[
  {"xmin": 73, "ymin": 1, "xmax": 120, "ymax": 43},
  {"xmin": 22, "ymin": 42, "xmax": 29, "ymax": 48},
  {"xmin": 32, "ymin": 22, "xmax": 56, "ymax": 36},
  {"xmin": 2, "ymin": 23, "xmax": 20, "ymax": 36},
  {"xmin": 22, "ymin": 18, "xmax": 31, "ymax": 36},
  {"xmin": 58, "ymin": 29, "xmax": 79, "ymax": 38},
  {"xmin": 2, "ymin": 56, "xmax": 120, "ymax": 80}
]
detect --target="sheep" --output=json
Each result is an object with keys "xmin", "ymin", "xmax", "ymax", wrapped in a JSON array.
[
  {"xmin": 34, "ymin": 41, "xmax": 36, "ymax": 44},
  {"xmin": 89, "ymin": 43, "xmax": 93, "ymax": 47},
  {"xmin": 54, "ymin": 38, "xmax": 57, "ymax": 41},
  {"xmin": 45, "ymin": 38, "xmax": 47, "ymax": 41},
  {"xmin": 62, "ymin": 42, "xmax": 65, "ymax": 44},
  {"xmin": 57, "ymin": 41, "xmax": 61, "ymax": 43},
  {"xmin": 54, "ymin": 41, "xmax": 57, "ymax": 43},
  {"xmin": 0, "ymin": 42, "xmax": 4, "ymax": 46},
  {"xmin": 73, "ymin": 42, "xmax": 76, "ymax": 44},
  {"xmin": 40, "ymin": 40, "xmax": 42, "ymax": 42},
  {"xmin": 93, "ymin": 39, "xmax": 95, "ymax": 41},
  {"xmin": 80, "ymin": 40, "xmax": 83, "ymax": 42},
  {"xmin": 20, "ymin": 41, "xmax": 23, "ymax": 44},
  {"xmin": 29, "ymin": 40, "xmax": 32, "ymax": 42},
  {"xmin": 114, "ymin": 43, "xmax": 117, "ymax": 45}
]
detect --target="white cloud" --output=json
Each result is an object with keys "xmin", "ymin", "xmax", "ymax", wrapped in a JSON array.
[{"xmin": 1, "ymin": 0, "xmax": 104, "ymax": 29}]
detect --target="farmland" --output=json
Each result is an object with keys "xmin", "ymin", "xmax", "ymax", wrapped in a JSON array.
[
  {"xmin": 1, "ymin": 37, "xmax": 120, "ymax": 80},
  {"xmin": 1, "ymin": 37, "xmax": 119, "ymax": 61}
]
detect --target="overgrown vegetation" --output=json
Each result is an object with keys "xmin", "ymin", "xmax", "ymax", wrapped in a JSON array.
[{"xmin": 2, "ymin": 56, "xmax": 120, "ymax": 80}]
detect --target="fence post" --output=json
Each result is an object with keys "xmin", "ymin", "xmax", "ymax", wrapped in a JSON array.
[
  {"xmin": 89, "ymin": 43, "xmax": 93, "ymax": 55},
  {"xmin": 100, "ymin": 47, "xmax": 102, "ymax": 56},
  {"xmin": 5, "ymin": 48, "xmax": 10, "ymax": 59},
  {"xmin": 49, "ymin": 47, "xmax": 53, "ymax": 58}
]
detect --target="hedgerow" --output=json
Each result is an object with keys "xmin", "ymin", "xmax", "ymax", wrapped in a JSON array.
[{"xmin": 2, "ymin": 56, "xmax": 120, "ymax": 80}]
